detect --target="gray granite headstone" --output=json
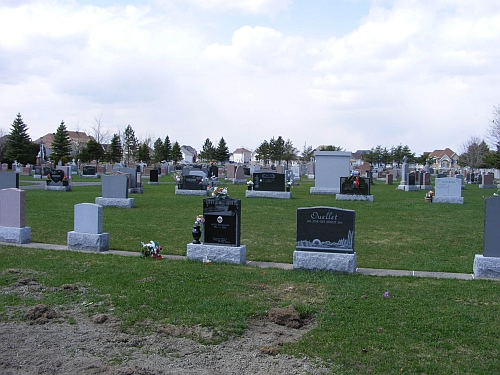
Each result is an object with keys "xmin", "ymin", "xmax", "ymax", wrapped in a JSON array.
[
  {"xmin": 483, "ymin": 197, "xmax": 500, "ymax": 258},
  {"xmin": 102, "ymin": 174, "xmax": 129, "ymax": 199},
  {"xmin": 0, "ymin": 172, "xmax": 19, "ymax": 190},
  {"xmin": 74, "ymin": 203, "xmax": 103, "ymax": 234}
]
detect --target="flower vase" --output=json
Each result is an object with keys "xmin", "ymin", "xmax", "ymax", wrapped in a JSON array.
[
  {"xmin": 286, "ymin": 186, "xmax": 290, "ymax": 192},
  {"xmin": 46, "ymin": 180, "xmax": 51, "ymax": 186},
  {"xmin": 247, "ymin": 185, "xmax": 252, "ymax": 190},
  {"xmin": 192, "ymin": 225, "xmax": 202, "ymax": 244},
  {"xmin": 63, "ymin": 180, "xmax": 69, "ymax": 186}
]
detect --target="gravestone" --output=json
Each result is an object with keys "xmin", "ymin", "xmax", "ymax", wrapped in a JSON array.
[
  {"xmin": 82, "ymin": 165, "xmax": 97, "ymax": 177},
  {"xmin": 0, "ymin": 188, "xmax": 30, "ymax": 243},
  {"xmin": 43, "ymin": 167, "xmax": 51, "ymax": 176},
  {"xmin": 208, "ymin": 165, "xmax": 218, "ymax": 178},
  {"xmin": 0, "ymin": 172, "xmax": 19, "ymax": 190},
  {"xmin": 186, "ymin": 197, "xmax": 246, "ymax": 264},
  {"xmin": 421, "ymin": 172, "xmax": 432, "ymax": 190},
  {"xmin": 433, "ymin": 177, "xmax": 463, "ymax": 204},
  {"xmin": 45, "ymin": 169, "xmax": 71, "ymax": 191},
  {"xmin": 310, "ymin": 151, "xmax": 351, "ymax": 194},
  {"xmin": 113, "ymin": 167, "xmax": 143, "ymax": 193},
  {"xmin": 473, "ymin": 197, "xmax": 500, "ymax": 278},
  {"xmin": 203, "ymin": 197, "xmax": 241, "ymax": 246},
  {"xmin": 182, "ymin": 175, "xmax": 205, "ymax": 190},
  {"xmin": 243, "ymin": 167, "xmax": 251, "ymax": 176},
  {"xmin": 455, "ymin": 174, "xmax": 465, "ymax": 190},
  {"xmin": 1, "ymin": 163, "xmax": 7, "ymax": 171},
  {"xmin": 225, "ymin": 164, "xmax": 236, "ymax": 179},
  {"xmin": 67, "ymin": 203, "xmax": 109, "ymax": 252},
  {"xmin": 293, "ymin": 206, "xmax": 356, "ymax": 273},
  {"xmin": 234, "ymin": 166, "xmax": 246, "ymax": 184},
  {"xmin": 95, "ymin": 174, "xmax": 134, "ymax": 208},
  {"xmin": 337, "ymin": 176, "xmax": 373, "ymax": 202},
  {"xmin": 252, "ymin": 171, "xmax": 285, "ymax": 192},
  {"xmin": 480, "ymin": 174, "xmax": 495, "ymax": 189},
  {"xmin": 34, "ymin": 166, "xmax": 43, "ymax": 178},
  {"xmin": 386, "ymin": 174, "xmax": 393, "ymax": 185},
  {"xmin": 148, "ymin": 169, "xmax": 159, "ymax": 185}
]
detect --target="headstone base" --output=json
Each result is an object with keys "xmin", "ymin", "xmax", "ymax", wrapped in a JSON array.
[
  {"xmin": 0, "ymin": 226, "xmax": 31, "ymax": 244},
  {"xmin": 80, "ymin": 174, "xmax": 100, "ymax": 178},
  {"xmin": 310, "ymin": 187, "xmax": 339, "ymax": 195},
  {"xmin": 45, "ymin": 185, "xmax": 72, "ymax": 191},
  {"xmin": 245, "ymin": 191, "xmax": 292, "ymax": 199},
  {"xmin": 175, "ymin": 187, "xmax": 208, "ymax": 196},
  {"xmin": 293, "ymin": 250, "xmax": 356, "ymax": 273},
  {"xmin": 336, "ymin": 194, "xmax": 374, "ymax": 202},
  {"xmin": 233, "ymin": 179, "xmax": 247, "ymax": 185},
  {"xmin": 473, "ymin": 254, "xmax": 500, "ymax": 278},
  {"xmin": 432, "ymin": 197, "xmax": 464, "ymax": 204},
  {"xmin": 33, "ymin": 175, "xmax": 41, "ymax": 179},
  {"xmin": 186, "ymin": 243, "xmax": 246, "ymax": 265},
  {"xmin": 95, "ymin": 197, "xmax": 135, "ymax": 208},
  {"xmin": 67, "ymin": 231, "xmax": 109, "ymax": 252},
  {"xmin": 420, "ymin": 185, "xmax": 432, "ymax": 190},
  {"xmin": 129, "ymin": 188, "xmax": 144, "ymax": 194},
  {"xmin": 479, "ymin": 184, "xmax": 496, "ymax": 189},
  {"xmin": 397, "ymin": 185, "xmax": 418, "ymax": 191},
  {"xmin": 148, "ymin": 182, "xmax": 159, "ymax": 185}
]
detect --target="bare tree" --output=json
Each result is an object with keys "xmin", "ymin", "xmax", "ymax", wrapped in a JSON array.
[
  {"xmin": 458, "ymin": 136, "xmax": 489, "ymax": 171},
  {"xmin": 486, "ymin": 104, "xmax": 500, "ymax": 148},
  {"xmin": 90, "ymin": 113, "xmax": 111, "ymax": 145}
]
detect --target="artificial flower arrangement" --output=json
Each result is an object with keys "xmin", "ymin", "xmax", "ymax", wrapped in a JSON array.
[
  {"xmin": 194, "ymin": 215, "xmax": 205, "ymax": 226},
  {"xmin": 173, "ymin": 172, "xmax": 181, "ymax": 183},
  {"xmin": 212, "ymin": 187, "xmax": 228, "ymax": 201},
  {"xmin": 425, "ymin": 190, "xmax": 434, "ymax": 199},
  {"xmin": 140, "ymin": 240, "xmax": 163, "ymax": 258},
  {"xmin": 286, "ymin": 181, "xmax": 293, "ymax": 186},
  {"xmin": 346, "ymin": 171, "xmax": 361, "ymax": 187},
  {"xmin": 247, "ymin": 180, "xmax": 254, "ymax": 185}
]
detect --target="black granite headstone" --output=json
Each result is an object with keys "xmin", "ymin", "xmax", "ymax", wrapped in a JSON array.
[
  {"xmin": 408, "ymin": 173, "xmax": 415, "ymax": 186},
  {"xmin": 43, "ymin": 167, "xmax": 51, "ymax": 176},
  {"xmin": 34, "ymin": 166, "xmax": 42, "ymax": 175},
  {"xmin": 243, "ymin": 167, "xmax": 250, "ymax": 176},
  {"xmin": 203, "ymin": 197, "xmax": 241, "ymax": 246},
  {"xmin": 296, "ymin": 207, "xmax": 355, "ymax": 254},
  {"xmin": 182, "ymin": 175, "xmax": 204, "ymax": 190},
  {"xmin": 208, "ymin": 166, "xmax": 218, "ymax": 178},
  {"xmin": 252, "ymin": 172, "xmax": 285, "ymax": 192},
  {"xmin": 150, "ymin": 169, "xmax": 159, "ymax": 183},
  {"xmin": 82, "ymin": 165, "xmax": 97, "ymax": 175},
  {"xmin": 50, "ymin": 169, "xmax": 65, "ymax": 183},
  {"xmin": 340, "ymin": 176, "xmax": 370, "ymax": 195}
]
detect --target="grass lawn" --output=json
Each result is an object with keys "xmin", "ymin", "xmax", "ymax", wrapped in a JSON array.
[{"xmin": 1, "ymin": 174, "xmax": 498, "ymax": 374}]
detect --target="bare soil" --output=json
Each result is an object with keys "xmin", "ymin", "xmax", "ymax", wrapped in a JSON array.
[{"xmin": 0, "ymin": 269, "xmax": 329, "ymax": 375}]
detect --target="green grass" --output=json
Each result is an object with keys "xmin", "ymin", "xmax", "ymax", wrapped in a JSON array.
[
  {"xmin": 0, "ymin": 247, "xmax": 499, "ymax": 374},
  {"xmin": 22, "ymin": 176, "xmax": 488, "ymax": 273}
]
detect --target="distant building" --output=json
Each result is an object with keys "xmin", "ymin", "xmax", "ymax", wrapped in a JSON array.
[
  {"xmin": 428, "ymin": 148, "xmax": 459, "ymax": 170},
  {"xmin": 33, "ymin": 131, "xmax": 95, "ymax": 159},
  {"xmin": 180, "ymin": 145, "xmax": 197, "ymax": 163},
  {"xmin": 230, "ymin": 148, "xmax": 252, "ymax": 164}
]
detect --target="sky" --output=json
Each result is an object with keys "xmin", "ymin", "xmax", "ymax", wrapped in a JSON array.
[{"xmin": 1, "ymin": 0, "xmax": 499, "ymax": 157}]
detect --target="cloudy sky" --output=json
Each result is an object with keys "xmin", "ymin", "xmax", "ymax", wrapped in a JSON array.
[{"xmin": 1, "ymin": 0, "xmax": 499, "ymax": 156}]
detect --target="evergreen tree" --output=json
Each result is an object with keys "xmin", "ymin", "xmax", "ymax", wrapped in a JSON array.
[
  {"xmin": 214, "ymin": 137, "xmax": 230, "ymax": 164},
  {"xmin": 5, "ymin": 113, "xmax": 34, "ymax": 165},
  {"xmin": 107, "ymin": 133, "xmax": 123, "ymax": 164},
  {"xmin": 163, "ymin": 136, "xmax": 172, "ymax": 162},
  {"xmin": 171, "ymin": 141, "xmax": 183, "ymax": 164},
  {"xmin": 80, "ymin": 139, "xmax": 104, "ymax": 164},
  {"xmin": 137, "ymin": 142, "xmax": 151, "ymax": 164},
  {"xmin": 269, "ymin": 136, "xmax": 285, "ymax": 165},
  {"xmin": 123, "ymin": 125, "xmax": 138, "ymax": 164},
  {"xmin": 51, "ymin": 120, "xmax": 72, "ymax": 165},
  {"xmin": 283, "ymin": 139, "xmax": 298, "ymax": 169},
  {"xmin": 300, "ymin": 144, "xmax": 314, "ymax": 163},
  {"xmin": 152, "ymin": 137, "xmax": 163, "ymax": 164},
  {"xmin": 198, "ymin": 138, "xmax": 215, "ymax": 161},
  {"xmin": 255, "ymin": 140, "xmax": 270, "ymax": 165}
]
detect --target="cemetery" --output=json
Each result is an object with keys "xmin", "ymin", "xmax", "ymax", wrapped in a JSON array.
[{"xmin": 1, "ymin": 172, "xmax": 499, "ymax": 374}]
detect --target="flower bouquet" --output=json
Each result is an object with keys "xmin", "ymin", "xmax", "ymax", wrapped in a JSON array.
[
  {"xmin": 140, "ymin": 240, "xmax": 163, "ymax": 258},
  {"xmin": 194, "ymin": 215, "xmax": 205, "ymax": 226},
  {"xmin": 212, "ymin": 187, "xmax": 228, "ymax": 201}
]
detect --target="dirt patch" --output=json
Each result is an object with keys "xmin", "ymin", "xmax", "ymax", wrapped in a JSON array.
[{"xmin": 0, "ymin": 270, "xmax": 329, "ymax": 375}]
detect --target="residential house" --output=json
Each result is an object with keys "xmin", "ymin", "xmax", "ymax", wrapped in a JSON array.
[
  {"xmin": 180, "ymin": 145, "xmax": 197, "ymax": 163},
  {"xmin": 230, "ymin": 148, "xmax": 252, "ymax": 164},
  {"xmin": 33, "ymin": 131, "xmax": 95, "ymax": 159},
  {"xmin": 428, "ymin": 148, "xmax": 459, "ymax": 171}
]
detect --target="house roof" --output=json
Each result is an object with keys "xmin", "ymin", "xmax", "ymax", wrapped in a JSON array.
[
  {"xmin": 180, "ymin": 145, "xmax": 196, "ymax": 155},
  {"xmin": 428, "ymin": 148, "xmax": 456, "ymax": 159},
  {"xmin": 33, "ymin": 131, "xmax": 94, "ymax": 148},
  {"xmin": 233, "ymin": 148, "xmax": 252, "ymax": 154}
]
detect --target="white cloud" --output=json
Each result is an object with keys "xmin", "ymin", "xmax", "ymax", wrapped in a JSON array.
[{"xmin": 179, "ymin": 0, "xmax": 290, "ymax": 16}]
